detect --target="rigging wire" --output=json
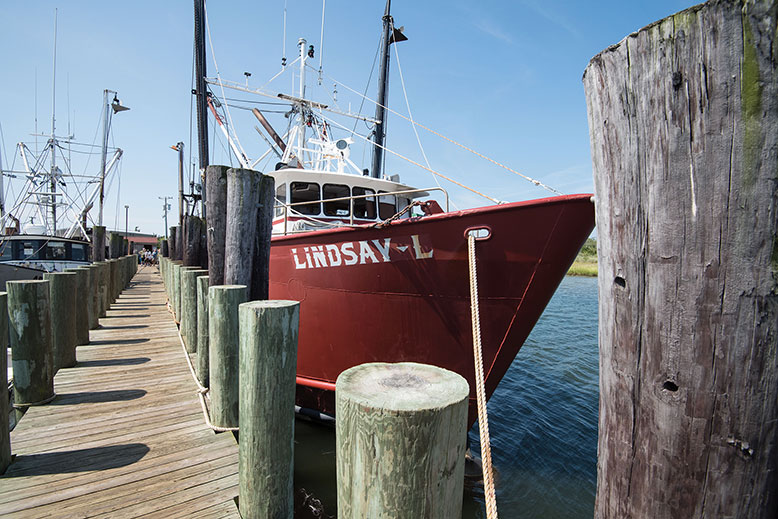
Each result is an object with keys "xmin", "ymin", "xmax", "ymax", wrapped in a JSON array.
[
  {"xmin": 352, "ymin": 35, "xmax": 382, "ymax": 135},
  {"xmin": 189, "ymin": 26, "xmax": 196, "ymax": 191},
  {"xmin": 319, "ymin": 111, "xmax": 500, "ymax": 204},
  {"xmin": 390, "ymin": 19, "xmax": 452, "ymax": 209},
  {"xmin": 330, "ymin": 75, "xmax": 563, "ymax": 196},
  {"xmin": 318, "ymin": 0, "xmax": 326, "ymax": 84},
  {"xmin": 203, "ymin": 2, "xmax": 250, "ymax": 166}
]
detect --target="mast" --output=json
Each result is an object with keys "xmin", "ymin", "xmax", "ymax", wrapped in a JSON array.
[
  {"xmin": 298, "ymin": 38, "xmax": 307, "ymax": 163},
  {"xmin": 50, "ymin": 9, "xmax": 58, "ymax": 233},
  {"xmin": 370, "ymin": 0, "xmax": 406, "ymax": 179},
  {"xmin": 98, "ymin": 89, "xmax": 110, "ymax": 227},
  {"xmin": 193, "ymin": 0, "xmax": 209, "ymax": 216}
]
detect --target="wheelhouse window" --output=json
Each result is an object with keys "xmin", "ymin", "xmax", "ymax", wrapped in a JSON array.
[
  {"xmin": 353, "ymin": 187, "xmax": 377, "ymax": 219},
  {"xmin": 275, "ymin": 183, "xmax": 287, "ymax": 217},
  {"xmin": 46, "ymin": 241, "xmax": 67, "ymax": 260},
  {"xmin": 377, "ymin": 192, "xmax": 397, "ymax": 220},
  {"xmin": 290, "ymin": 182, "xmax": 321, "ymax": 215},
  {"xmin": 19, "ymin": 241, "xmax": 41, "ymax": 260},
  {"xmin": 323, "ymin": 183, "xmax": 350, "ymax": 217},
  {"xmin": 0, "ymin": 242, "xmax": 12, "ymax": 260},
  {"xmin": 71, "ymin": 243, "xmax": 87, "ymax": 261}
]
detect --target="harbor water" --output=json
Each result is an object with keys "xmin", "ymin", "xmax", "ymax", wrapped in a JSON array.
[{"xmin": 293, "ymin": 275, "xmax": 600, "ymax": 518}]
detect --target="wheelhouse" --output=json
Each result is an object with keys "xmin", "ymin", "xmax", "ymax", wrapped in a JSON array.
[{"xmin": 270, "ymin": 168, "xmax": 446, "ymax": 235}]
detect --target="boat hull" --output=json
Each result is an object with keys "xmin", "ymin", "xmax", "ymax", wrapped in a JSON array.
[{"xmin": 269, "ymin": 194, "xmax": 595, "ymax": 426}]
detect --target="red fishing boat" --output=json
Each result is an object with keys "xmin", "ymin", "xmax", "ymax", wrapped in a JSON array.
[{"xmin": 194, "ymin": 0, "xmax": 595, "ymax": 426}]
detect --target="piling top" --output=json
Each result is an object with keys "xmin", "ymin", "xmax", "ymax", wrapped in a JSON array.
[
  {"xmin": 337, "ymin": 362, "xmax": 469, "ymax": 413},
  {"xmin": 6, "ymin": 280, "xmax": 48, "ymax": 286},
  {"xmin": 210, "ymin": 284, "xmax": 248, "ymax": 291},
  {"xmin": 240, "ymin": 300, "xmax": 299, "ymax": 310}
]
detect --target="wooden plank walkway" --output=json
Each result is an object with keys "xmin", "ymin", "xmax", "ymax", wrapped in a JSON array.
[{"xmin": 0, "ymin": 267, "xmax": 240, "ymax": 518}]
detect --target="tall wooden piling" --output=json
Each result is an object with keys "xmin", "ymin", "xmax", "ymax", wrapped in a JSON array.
[
  {"xmin": 583, "ymin": 2, "xmax": 778, "ymax": 517},
  {"xmin": 181, "ymin": 268, "xmax": 208, "ymax": 353},
  {"xmin": 208, "ymin": 285, "xmax": 247, "ymax": 429},
  {"xmin": 238, "ymin": 300, "xmax": 299, "ymax": 519},
  {"xmin": 96, "ymin": 261, "xmax": 110, "ymax": 317},
  {"xmin": 205, "ymin": 165, "xmax": 229, "ymax": 285},
  {"xmin": 183, "ymin": 215, "xmax": 206, "ymax": 268},
  {"xmin": 336, "ymin": 362, "xmax": 469, "ymax": 519},
  {"xmin": 224, "ymin": 168, "xmax": 259, "ymax": 287},
  {"xmin": 161, "ymin": 238, "xmax": 169, "ymax": 258},
  {"xmin": 43, "ymin": 272, "xmax": 78, "ymax": 370},
  {"xmin": 80, "ymin": 265, "xmax": 100, "ymax": 329},
  {"xmin": 108, "ymin": 259, "xmax": 120, "ymax": 304},
  {"xmin": 108, "ymin": 232, "xmax": 123, "ymax": 259},
  {"xmin": 169, "ymin": 226, "xmax": 179, "ymax": 261},
  {"xmin": 92, "ymin": 225, "xmax": 106, "ymax": 262},
  {"xmin": 0, "ymin": 293, "xmax": 10, "ymax": 474},
  {"xmin": 250, "ymin": 174, "xmax": 274, "ymax": 300},
  {"xmin": 65, "ymin": 268, "xmax": 90, "ymax": 346},
  {"xmin": 8, "ymin": 280, "xmax": 54, "ymax": 406},
  {"xmin": 196, "ymin": 275, "xmax": 210, "ymax": 387}
]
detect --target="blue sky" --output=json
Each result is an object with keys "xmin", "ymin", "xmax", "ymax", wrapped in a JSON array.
[{"xmin": 0, "ymin": 0, "xmax": 697, "ymax": 236}]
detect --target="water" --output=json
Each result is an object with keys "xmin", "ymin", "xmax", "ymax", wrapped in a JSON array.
[{"xmin": 292, "ymin": 275, "xmax": 600, "ymax": 518}]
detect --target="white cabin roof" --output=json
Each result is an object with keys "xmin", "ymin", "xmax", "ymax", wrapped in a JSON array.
[{"xmin": 268, "ymin": 168, "xmax": 428, "ymax": 199}]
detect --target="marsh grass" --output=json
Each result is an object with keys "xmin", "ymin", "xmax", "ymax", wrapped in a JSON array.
[{"xmin": 567, "ymin": 238, "xmax": 598, "ymax": 276}]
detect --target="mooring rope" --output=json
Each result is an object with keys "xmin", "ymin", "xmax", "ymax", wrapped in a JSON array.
[
  {"xmin": 167, "ymin": 296, "xmax": 239, "ymax": 433},
  {"xmin": 12, "ymin": 393, "xmax": 57, "ymax": 409},
  {"xmin": 467, "ymin": 233, "xmax": 499, "ymax": 519}
]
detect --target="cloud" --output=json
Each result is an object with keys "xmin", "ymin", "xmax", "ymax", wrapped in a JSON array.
[
  {"xmin": 519, "ymin": 0, "xmax": 581, "ymax": 39},
  {"xmin": 474, "ymin": 19, "xmax": 515, "ymax": 45}
]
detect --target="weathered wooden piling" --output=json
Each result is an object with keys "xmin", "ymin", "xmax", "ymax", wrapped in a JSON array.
[
  {"xmin": 108, "ymin": 232, "xmax": 123, "ymax": 259},
  {"xmin": 108, "ymin": 259, "xmax": 120, "ymax": 304},
  {"xmin": 336, "ymin": 362, "xmax": 469, "ymax": 519},
  {"xmin": 169, "ymin": 226, "xmax": 179, "ymax": 261},
  {"xmin": 92, "ymin": 225, "xmax": 106, "ymax": 262},
  {"xmin": 205, "ymin": 164, "xmax": 229, "ymax": 285},
  {"xmin": 161, "ymin": 238, "xmax": 169, "ymax": 258},
  {"xmin": 250, "ymin": 174, "xmax": 274, "ymax": 300},
  {"xmin": 43, "ymin": 272, "xmax": 78, "ymax": 370},
  {"xmin": 80, "ymin": 265, "xmax": 100, "ymax": 329},
  {"xmin": 208, "ymin": 285, "xmax": 247, "ymax": 429},
  {"xmin": 169, "ymin": 261, "xmax": 182, "ymax": 320},
  {"xmin": 196, "ymin": 275, "xmax": 210, "ymax": 387},
  {"xmin": 65, "ymin": 268, "xmax": 90, "ymax": 346},
  {"xmin": 224, "ymin": 168, "xmax": 259, "ymax": 287},
  {"xmin": 0, "ymin": 293, "xmax": 10, "ymax": 474},
  {"xmin": 238, "ymin": 300, "xmax": 300, "ymax": 519},
  {"xmin": 96, "ymin": 261, "xmax": 110, "ymax": 317},
  {"xmin": 183, "ymin": 214, "xmax": 206, "ymax": 268},
  {"xmin": 173, "ymin": 265, "xmax": 198, "ymax": 323},
  {"xmin": 180, "ymin": 268, "xmax": 208, "ymax": 353},
  {"xmin": 8, "ymin": 280, "xmax": 54, "ymax": 406},
  {"xmin": 583, "ymin": 1, "xmax": 778, "ymax": 517}
]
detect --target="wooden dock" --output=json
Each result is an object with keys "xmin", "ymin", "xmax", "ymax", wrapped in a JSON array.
[{"xmin": 0, "ymin": 267, "xmax": 240, "ymax": 518}]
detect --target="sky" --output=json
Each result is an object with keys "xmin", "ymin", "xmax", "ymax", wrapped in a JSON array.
[{"xmin": 0, "ymin": 0, "xmax": 698, "ymax": 237}]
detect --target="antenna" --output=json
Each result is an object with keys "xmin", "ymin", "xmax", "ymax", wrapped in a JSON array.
[{"xmin": 50, "ymin": 8, "xmax": 58, "ymax": 233}]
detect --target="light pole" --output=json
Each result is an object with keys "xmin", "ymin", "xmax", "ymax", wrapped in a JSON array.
[
  {"xmin": 98, "ymin": 90, "xmax": 130, "ymax": 226},
  {"xmin": 159, "ymin": 196, "xmax": 172, "ymax": 239},
  {"xmin": 124, "ymin": 204, "xmax": 129, "ymax": 254}
]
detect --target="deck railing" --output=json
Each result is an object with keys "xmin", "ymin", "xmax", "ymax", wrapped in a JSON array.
[{"xmin": 273, "ymin": 187, "xmax": 449, "ymax": 235}]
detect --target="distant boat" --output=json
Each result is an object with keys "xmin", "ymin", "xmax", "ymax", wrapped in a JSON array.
[
  {"xmin": 0, "ymin": 13, "xmax": 129, "ymax": 288},
  {"xmin": 193, "ymin": 0, "xmax": 595, "ymax": 426}
]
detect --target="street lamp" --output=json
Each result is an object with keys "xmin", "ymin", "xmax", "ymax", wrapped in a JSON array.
[{"xmin": 98, "ymin": 90, "xmax": 130, "ymax": 227}]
